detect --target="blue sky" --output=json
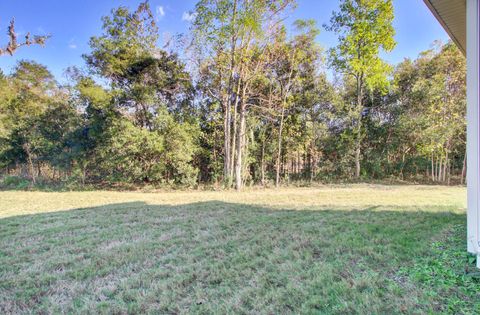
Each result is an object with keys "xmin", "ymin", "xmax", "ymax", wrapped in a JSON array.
[{"xmin": 0, "ymin": 0, "xmax": 449, "ymax": 81}]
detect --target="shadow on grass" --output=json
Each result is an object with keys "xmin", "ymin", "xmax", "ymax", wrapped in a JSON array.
[{"xmin": 0, "ymin": 201, "xmax": 469, "ymax": 314}]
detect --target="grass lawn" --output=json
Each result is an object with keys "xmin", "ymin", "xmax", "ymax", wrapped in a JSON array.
[{"xmin": 0, "ymin": 184, "xmax": 479, "ymax": 314}]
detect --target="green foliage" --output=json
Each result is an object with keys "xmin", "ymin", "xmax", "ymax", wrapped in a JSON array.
[
  {"xmin": 84, "ymin": 2, "xmax": 158, "ymax": 82},
  {"xmin": 0, "ymin": 175, "xmax": 30, "ymax": 190},
  {"xmin": 326, "ymin": 0, "xmax": 396, "ymax": 92},
  {"xmin": 0, "ymin": 1, "xmax": 467, "ymax": 188},
  {"xmin": 325, "ymin": 0, "xmax": 396, "ymax": 177},
  {"xmin": 94, "ymin": 119, "xmax": 164, "ymax": 184},
  {"xmin": 156, "ymin": 110, "xmax": 200, "ymax": 187}
]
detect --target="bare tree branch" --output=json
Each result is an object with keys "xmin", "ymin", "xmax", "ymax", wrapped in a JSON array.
[{"xmin": 0, "ymin": 18, "xmax": 50, "ymax": 56}]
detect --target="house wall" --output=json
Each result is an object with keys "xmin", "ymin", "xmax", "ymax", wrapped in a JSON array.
[{"xmin": 467, "ymin": 0, "xmax": 479, "ymax": 259}]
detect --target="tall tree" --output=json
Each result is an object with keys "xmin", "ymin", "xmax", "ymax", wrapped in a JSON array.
[
  {"xmin": 84, "ymin": 2, "xmax": 193, "ymax": 124},
  {"xmin": 413, "ymin": 43, "xmax": 466, "ymax": 183},
  {"xmin": 325, "ymin": 0, "xmax": 396, "ymax": 178},
  {"xmin": 81, "ymin": 1, "xmax": 198, "ymax": 187},
  {"xmin": 193, "ymin": 0, "xmax": 295, "ymax": 190},
  {"xmin": 2, "ymin": 61, "xmax": 57, "ymax": 183},
  {"xmin": 193, "ymin": 0, "xmax": 243, "ymax": 186},
  {"xmin": 273, "ymin": 20, "xmax": 320, "ymax": 187}
]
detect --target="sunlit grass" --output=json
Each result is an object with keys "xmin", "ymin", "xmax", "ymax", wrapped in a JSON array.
[
  {"xmin": 1, "ymin": 185, "xmax": 477, "ymax": 314},
  {"xmin": 0, "ymin": 184, "xmax": 466, "ymax": 218}
]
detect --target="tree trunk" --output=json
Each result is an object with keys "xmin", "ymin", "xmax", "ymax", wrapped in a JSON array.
[
  {"xmin": 438, "ymin": 156, "xmax": 442, "ymax": 183},
  {"xmin": 296, "ymin": 151, "xmax": 300, "ymax": 176},
  {"xmin": 312, "ymin": 148, "xmax": 317, "ymax": 181},
  {"xmin": 310, "ymin": 112, "xmax": 316, "ymax": 182},
  {"xmin": 447, "ymin": 158, "xmax": 451, "ymax": 186},
  {"xmin": 37, "ymin": 161, "xmax": 42, "ymax": 178},
  {"xmin": 431, "ymin": 154, "xmax": 435, "ymax": 182},
  {"xmin": 461, "ymin": 150, "xmax": 467, "ymax": 185},
  {"xmin": 400, "ymin": 151, "xmax": 408, "ymax": 180},
  {"xmin": 355, "ymin": 143, "xmax": 361, "ymax": 178},
  {"xmin": 443, "ymin": 151, "xmax": 448, "ymax": 183},
  {"xmin": 235, "ymin": 99, "xmax": 246, "ymax": 191},
  {"xmin": 261, "ymin": 139, "xmax": 266, "ymax": 186},
  {"xmin": 82, "ymin": 167, "xmax": 86, "ymax": 187},
  {"xmin": 354, "ymin": 75, "xmax": 364, "ymax": 178},
  {"xmin": 23, "ymin": 143, "xmax": 36, "ymax": 185},
  {"xmin": 310, "ymin": 151, "xmax": 314, "ymax": 182},
  {"xmin": 223, "ymin": 96, "xmax": 232, "ymax": 186},
  {"xmin": 275, "ymin": 105, "xmax": 285, "ymax": 188},
  {"xmin": 223, "ymin": 0, "xmax": 239, "ymax": 187},
  {"xmin": 229, "ymin": 81, "xmax": 241, "ymax": 184}
]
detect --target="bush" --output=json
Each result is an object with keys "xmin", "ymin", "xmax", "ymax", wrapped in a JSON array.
[
  {"xmin": 94, "ymin": 119, "xmax": 165, "ymax": 184},
  {"xmin": 0, "ymin": 175, "xmax": 31, "ymax": 190}
]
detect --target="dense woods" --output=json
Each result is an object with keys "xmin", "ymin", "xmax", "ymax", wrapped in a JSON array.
[{"xmin": 0, "ymin": 0, "xmax": 466, "ymax": 190}]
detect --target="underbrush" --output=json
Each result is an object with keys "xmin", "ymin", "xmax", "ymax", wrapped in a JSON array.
[{"xmin": 0, "ymin": 174, "xmax": 466, "ymax": 193}]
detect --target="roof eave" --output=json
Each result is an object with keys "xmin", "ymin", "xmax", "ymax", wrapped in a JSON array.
[{"xmin": 423, "ymin": 0, "xmax": 466, "ymax": 55}]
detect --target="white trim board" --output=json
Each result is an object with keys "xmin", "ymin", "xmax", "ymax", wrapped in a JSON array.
[{"xmin": 467, "ymin": 0, "xmax": 480, "ymax": 265}]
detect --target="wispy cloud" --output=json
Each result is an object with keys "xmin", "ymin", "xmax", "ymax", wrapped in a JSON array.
[
  {"xmin": 156, "ymin": 6, "xmax": 165, "ymax": 20},
  {"xmin": 182, "ymin": 11, "xmax": 197, "ymax": 22},
  {"xmin": 68, "ymin": 39, "xmax": 77, "ymax": 49}
]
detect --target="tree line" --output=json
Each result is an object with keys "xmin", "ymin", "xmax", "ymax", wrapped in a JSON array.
[{"xmin": 0, "ymin": 0, "xmax": 466, "ymax": 190}]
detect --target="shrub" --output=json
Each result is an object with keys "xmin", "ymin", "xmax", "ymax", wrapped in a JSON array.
[{"xmin": 0, "ymin": 175, "xmax": 31, "ymax": 190}]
